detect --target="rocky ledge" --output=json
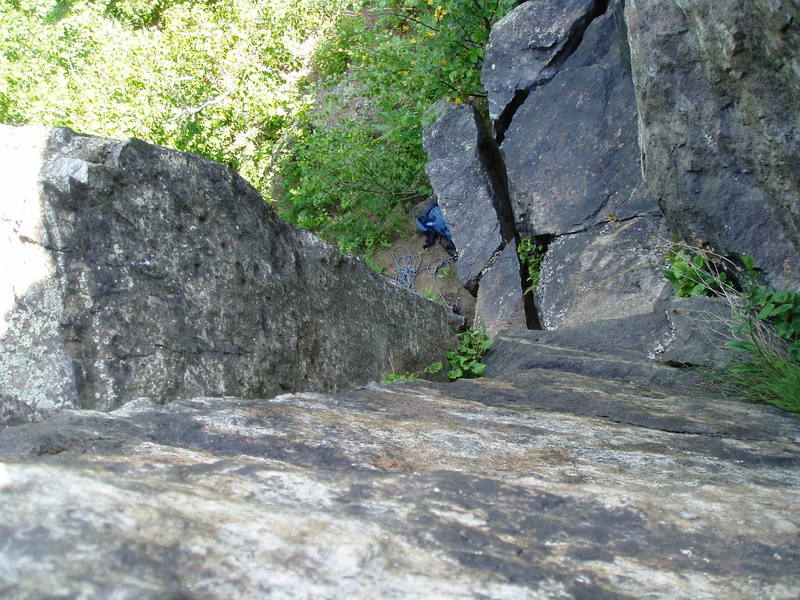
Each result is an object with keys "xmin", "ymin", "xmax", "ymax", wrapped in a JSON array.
[{"xmin": 1, "ymin": 340, "xmax": 798, "ymax": 599}]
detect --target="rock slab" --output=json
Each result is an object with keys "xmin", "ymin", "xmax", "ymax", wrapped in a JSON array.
[
  {"xmin": 423, "ymin": 103, "xmax": 515, "ymax": 294},
  {"xmin": 474, "ymin": 240, "xmax": 527, "ymax": 337},
  {"xmin": 623, "ymin": 0, "xmax": 800, "ymax": 290},
  {"xmin": 536, "ymin": 217, "xmax": 671, "ymax": 329},
  {"xmin": 482, "ymin": 0, "xmax": 602, "ymax": 128},
  {"xmin": 0, "ymin": 125, "xmax": 456, "ymax": 425},
  {"xmin": 0, "ymin": 362, "xmax": 798, "ymax": 599},
  {"xmin": 501, "ymin": 12, "xmax": 659, "ymax": 237}
]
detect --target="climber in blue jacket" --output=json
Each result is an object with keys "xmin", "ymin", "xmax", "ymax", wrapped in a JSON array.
[{"xmin": 416, "ymin": 202, "xmax": 457, "ymax": 256}]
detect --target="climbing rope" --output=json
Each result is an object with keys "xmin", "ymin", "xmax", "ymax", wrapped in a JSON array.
[{"xmin": 392, "ymin": 245, "xmax": 457, "ymax": 307}]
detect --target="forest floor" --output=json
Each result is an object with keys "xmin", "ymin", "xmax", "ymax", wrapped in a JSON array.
[{"xmin": 373, "ymin": 213, "xmax": 475, "ymax": 326}]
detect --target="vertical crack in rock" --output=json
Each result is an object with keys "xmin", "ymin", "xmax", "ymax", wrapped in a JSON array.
[
  {"xmin": 520, "ymin": 234, "xmax": 556, "ymax": 330},
  {"xmin": 475, "ymin": 118, "xmax": 543, "ymax": 330},
  {"xmin": 492, "ymin": 0, "xmax": 611, "ymax": 143}
]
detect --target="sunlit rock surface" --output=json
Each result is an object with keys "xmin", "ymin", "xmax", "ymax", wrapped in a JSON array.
[
  {"xmin": 0, "ymin": 125, "xmax": 456, "ymax": 426},
  {"xmin": 1, "ymin": 356, "xmax": 798, "ymax": 598}
]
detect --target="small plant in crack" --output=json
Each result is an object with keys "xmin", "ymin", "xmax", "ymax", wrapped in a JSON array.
[
  {"xmin": 517, "ymin": 238, "xmax": 546, "ymax": 295},
  {"xmin": 447, "ymin": 326, "xmax": 492, "ymax": 380}
]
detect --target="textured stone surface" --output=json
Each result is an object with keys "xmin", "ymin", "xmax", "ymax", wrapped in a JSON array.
[
  {"xmin": 623, "ymin": 0, "xmax": 800, "ymax": 290},
  {"xmin": 481, "ymin": 0, "xmax": 601, "ymax": 126},
  {"xmin": 484, "ymin": 327, "xmax": 695, "ymax": 392},
  {"xmin": 486, "ymin": 295, "xmax": 738, "ymax": 386},
  {"xmin": 0, "ymin": 369, "xmax": 798, "ymax": 599},
  {"xmin": 536, "ymin": 217, "xmax": 671, "ymax": 329},
  {"xmin": 501, "ymin": 12, "xmax": 660, "ymax": 236},
  {"xmin": 474, "ymin": 241, "xmax": 526, "ymax": 337},
  {"xmin": 423, "ymin": 103, "xmax": 514, "ymax": 293},
  {"xmin": 0, "ymin": 125, "xmax": 456, "ymax": 425}
]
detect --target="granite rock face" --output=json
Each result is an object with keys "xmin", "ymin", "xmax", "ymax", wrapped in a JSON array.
[
  {"xmin": 486, "ymin": 7, "xmax": 669, "ymax": 330},
  {"xmin": 486, "ymin": 295, "xmax": 740, "ymax": 386},
  {"xmin": 423, "ymin": 103, "xmax": 515, "ymax": 294},
  {"xmin": 1, "ymin": 357, "xmax": 798, "ymax": 599},
  {"xmin": 623, "ymin": 0, "xmax": 800, "ymax": 290},
  {"xmin": 501, "ymin": 12, "xmax": 659, "ymax": 237},
  {"xmin": 535, "ymin": 218, "xmax": 671, "ymax": 329},
  {"xmin": 482, "ymin": 0, "xmax": 604, "ymax": 132},
  {"xmin": 0, "ymin": 125, "xmax": 456, "ymax": 425},
  {"xmin": 474, "ymin": 241, "xmax": 528, "ymax": 337}
]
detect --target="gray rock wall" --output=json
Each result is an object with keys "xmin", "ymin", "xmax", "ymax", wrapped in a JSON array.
[
  {"xmin": 0, "ymin": 125, "xmax": 456, "ymax": 425},
  {"xmin": 422, "ymin": 103, "xmax": 515, "ymax": 294},
  {"xmin": 623, "ymin": 0, "xmax": 800, "ymax": 290},
  {"xmin": 481, "ymin": 5, "xmax": 671, "ymax": 329}
]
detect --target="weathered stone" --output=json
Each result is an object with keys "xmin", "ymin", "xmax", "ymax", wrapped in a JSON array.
[
  {"xmin": 623, "ymin": 0, "xmax": 800, "ymax": 290},
  {"xmin": 501, "ymin": 12, "xmax": 660, "ymax": 236},
  {"xmin": 654, "ymin": 296, "xmax": 739, "ymax": 368},
  {"xmin": 423, "ymin": 102, "xmax": 514, "ymax": 293},
  {"xmin": 482, "ymin": 0, "xmax": 603, "ymax": 128},
  {"xmin": 0, "ymin": 370, "xmax": 798, "ymax": 599},
  {"xmin": 485, "ymin": 326, "xmax": 696, "ymax": 392},
  {"xmin": 536, "ymin": 217, "xmax": 672, "ymax": 329},
  {"xmin": 486, "ymin": 296, "xmax": 738, "ymax": 386},
  {"xmin": 474, "ymin": 241, "xmax": 527, "ymax": 337},
  {"xmin": 0, "ymin": 125, "xmax": 456, "ymax": 425}
]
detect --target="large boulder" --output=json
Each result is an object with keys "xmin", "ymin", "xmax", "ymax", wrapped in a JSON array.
[
  {"xmin": 0, "ymin": 360, "xmax": 798, "ymax": 598},
  {"xmin": 501, "ymin": 12, "xmax": 660, "ymax": 237},
  {"xmin": 536, "ymin": 218, "xmax": 671, "ymax": 329},
  {"xmin": 482, "ymin": 0, "xmax": 604, "ymax": 132},
  {"xmin": 0, "ymin": 125, "xmax": 456, "ymax": 426},
  {"xmin": 474, "ymin": 240, "xmax": 528, "ymax": 337},
  {"xmin": 486, "ymin": 295, "xmax": 740, "ymax": 385},
  {"xmin": 423, "ymin": 102, "xmax": 516, "ymax": 294},
  {"xmin": 622, "ymin": 0, "xmax": 800, "ymax": 290},
  {"xmin": 487, "ymin": 8, "xmax": 671, "ymax": 329}
]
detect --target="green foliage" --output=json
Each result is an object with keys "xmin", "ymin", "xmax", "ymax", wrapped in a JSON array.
[
  {"xmin": 742, "ymin": 285, "xmax": 800, "ymax": 360},
  {"xmin": 277, "ymin": 0, "xmax": 514, "ymax": 254},
  {"xmin": 719, "ymin": 342, "xmax": 800, "ymax": 413},
  {"xmin": 437, "ymin": 265, "xmax": 454, "ymax": 280},
  {"xmin": 382, "ymin": 371, "xmax": 417, "ymax": 382},
  {"xmin": 661, "ymin": 244, "xmax": 800, "ymax": 414},
  {"xmin": 663, "ymin": 249, "xmax": 731, "ymax": 298},
  {"xmin": 277, "ymin": 115, "xmax": 425, "ymax": 254},
  {"xmin": 1, "ymin": 0, "xmax": 353, "ymax": 192},
  {"xmin": 424, "ymin": 360, "xmax": 443, "ymax": 374},
  {"xmin": 382, "ymin": 360, "xmax": 441, "ymax": 383},
  {"xmin": 447, "ymin": 326, "xmax": 491, "ymax": 380},
  {"xmin": 517, "ymin": 238, "xmax": 546, "ymax": 295}
]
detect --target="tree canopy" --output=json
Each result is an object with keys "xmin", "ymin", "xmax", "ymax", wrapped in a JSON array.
[{"xmin": 1, "ymin": 0, "xmax": 514, "ymax": 254}]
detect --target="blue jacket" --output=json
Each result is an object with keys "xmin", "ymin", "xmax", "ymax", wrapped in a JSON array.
[{"xmin": 416, "ymin": 203, "xmax": 452, "ymax": 241}]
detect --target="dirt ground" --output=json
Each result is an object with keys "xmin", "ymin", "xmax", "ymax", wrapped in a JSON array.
[{"xmin": 373, "ymin": 221, "xmax": 475, "ymax": 327}]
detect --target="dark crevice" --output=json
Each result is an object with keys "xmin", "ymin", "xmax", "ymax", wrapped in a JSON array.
[
  {"xmin": 521, "ymin": 234, "xmax": 555, "ymax": 330},
  {"xmin": 494, "ymin": 88, "xmax": 532, "ymax": 145},
  {"xmin": 476, "ymin": 116, "xmax": 517, "ymax": 246},
  {"xmin": 465, "ymin": 242, "xmax": 507, "ymax": 297},
  {"xmin": 472, "ymin": 109, "xmax": 542, "ymax": 331},
  {"xmin": 493, "ymin": 0, "xmax": 611, "ymax": 144}
]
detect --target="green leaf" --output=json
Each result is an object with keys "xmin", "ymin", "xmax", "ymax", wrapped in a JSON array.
[
  {"xmin": 758, "ymin": 304, "xmax": 776, "ymax": 319},
  {"xmin": 424, "ymin": 361, "xmax": 443, "ymax": 374},
  {"xmin": 471, "ymin": 362, "xmax": 486, "ymax": 376},
  {"xmin": 728, "ymin": 340, "xmax": 757, "ymax": 353},
  {"xmin": 690, "ymin": 283, "xmax": 707, "ymax": 296}
]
